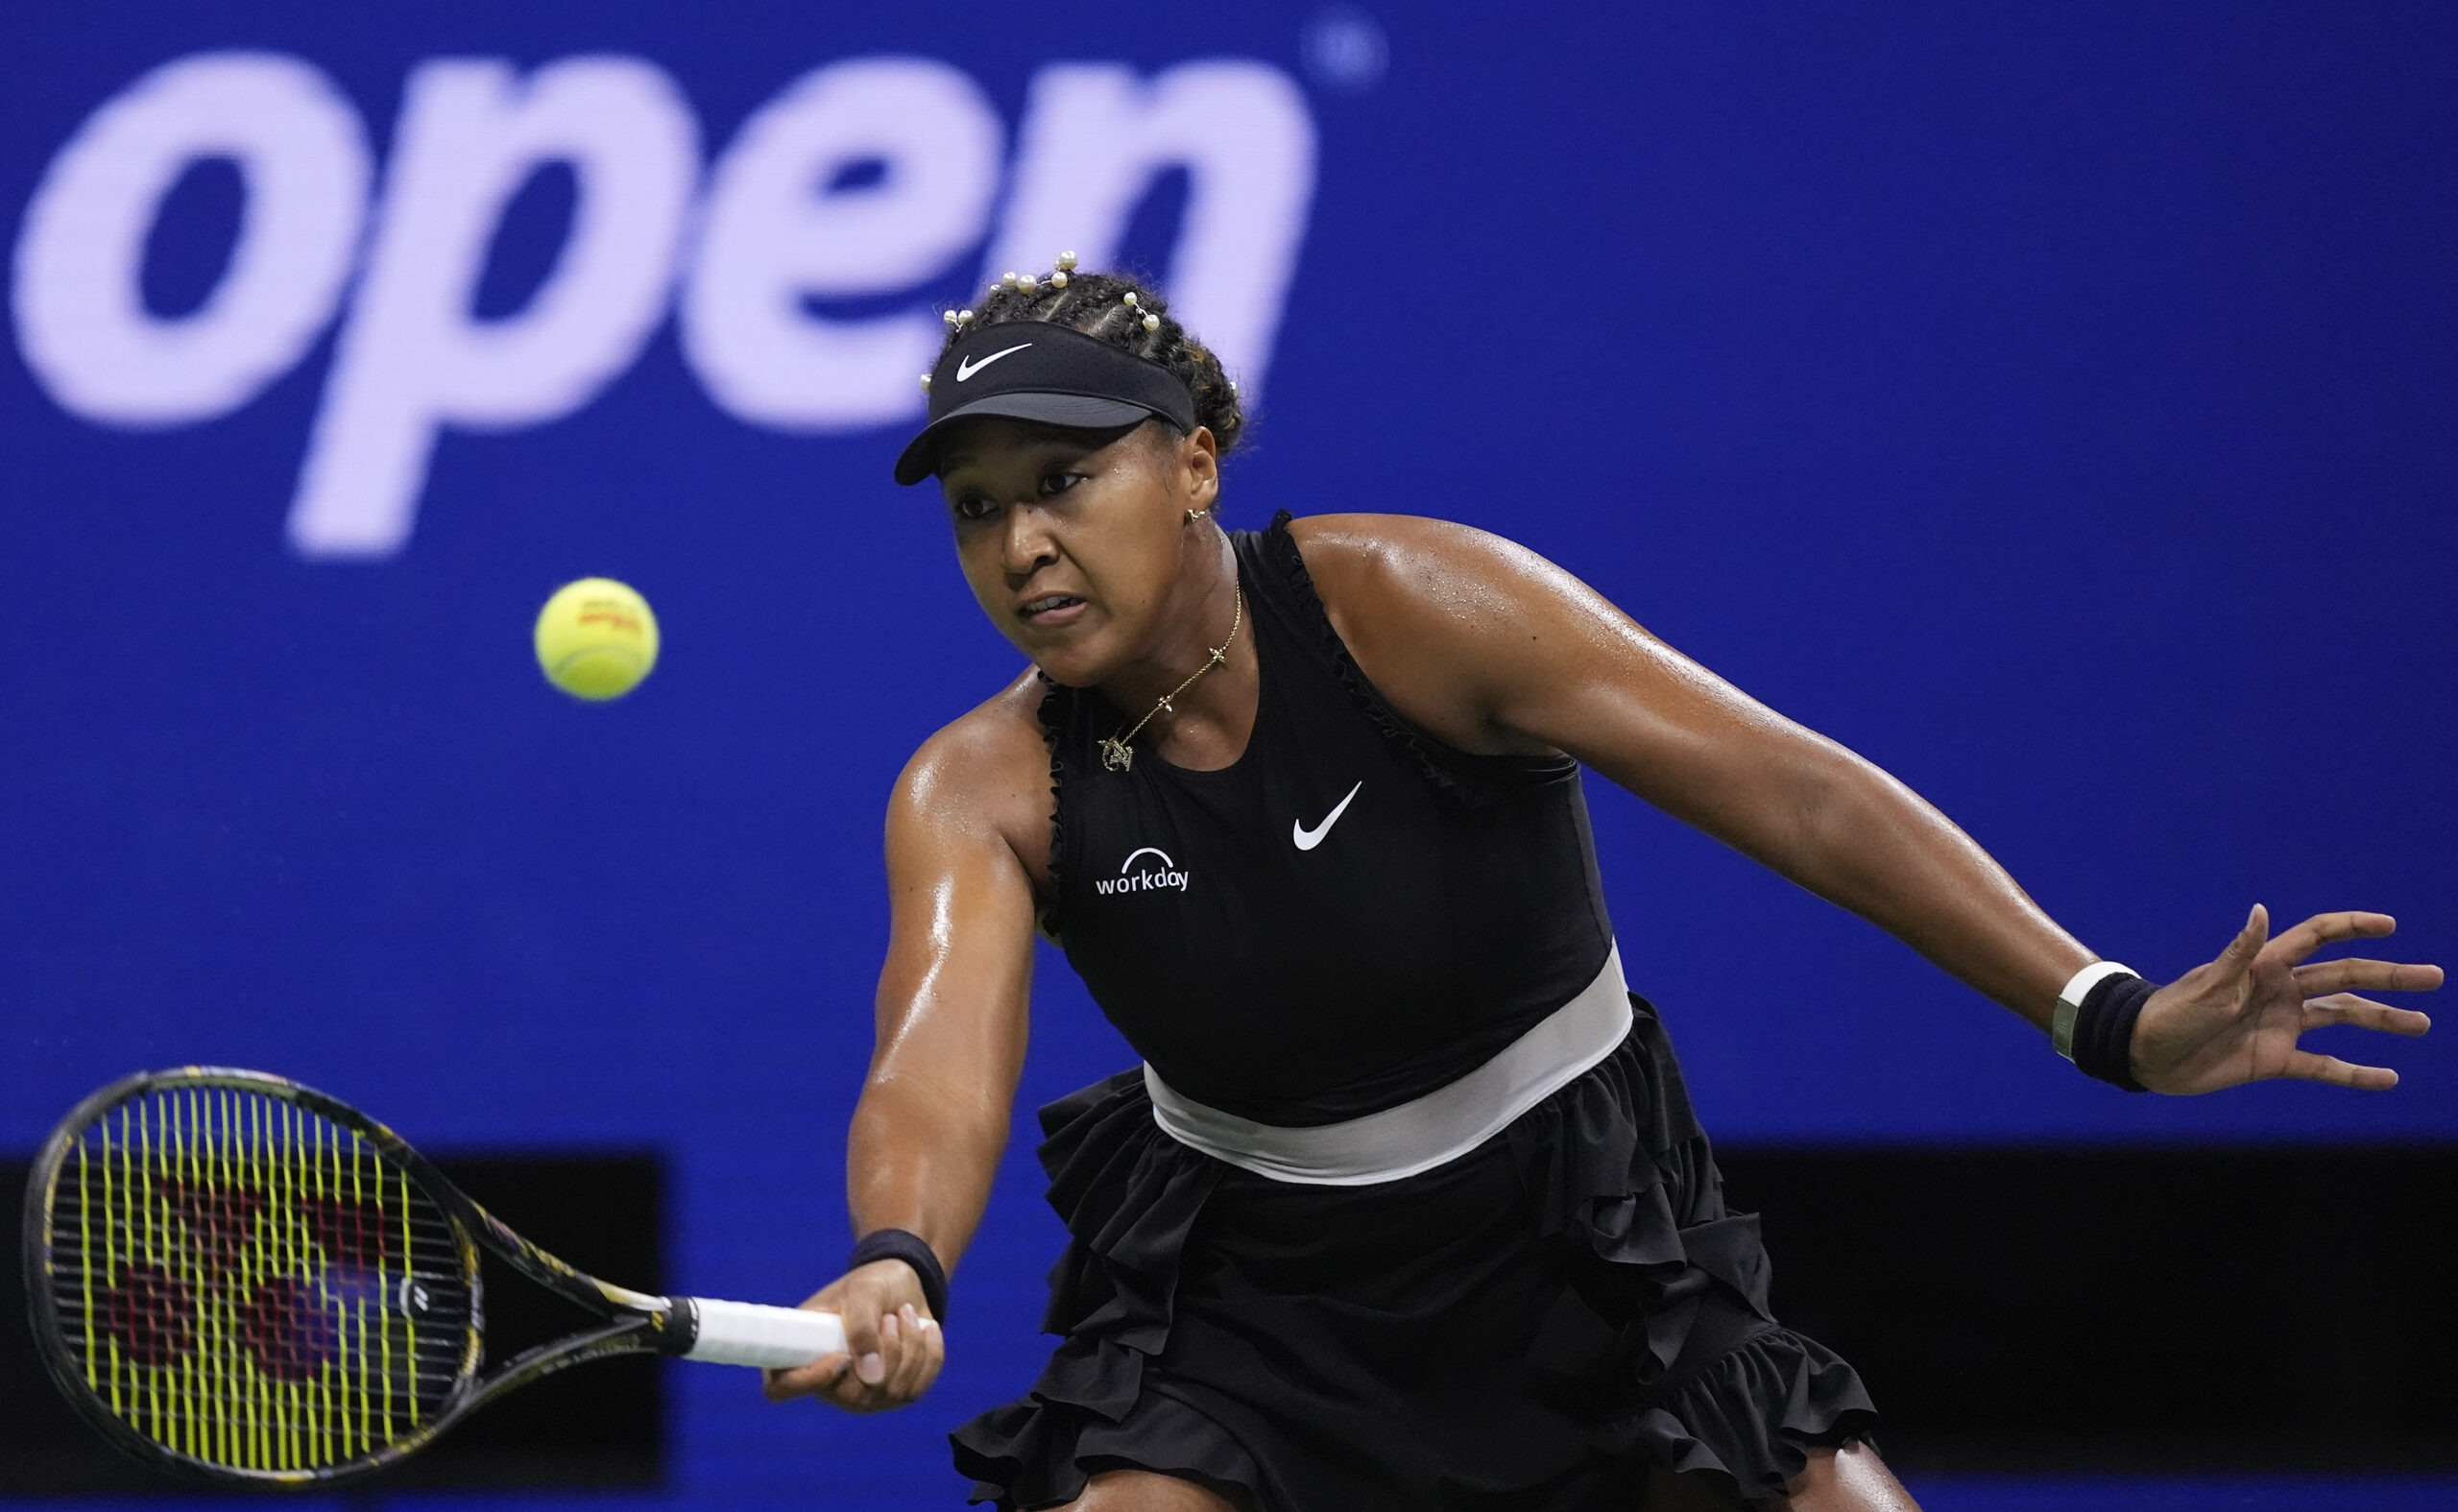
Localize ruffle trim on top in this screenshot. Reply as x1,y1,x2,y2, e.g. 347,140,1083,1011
1262,511,1571,805
1033,672,1074,940
952,1007,1877,1510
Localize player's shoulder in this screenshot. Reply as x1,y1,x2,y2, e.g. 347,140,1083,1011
1283,512,1567,621
891,667,1050,841
1278,511,1615,759
1285,510,1511,559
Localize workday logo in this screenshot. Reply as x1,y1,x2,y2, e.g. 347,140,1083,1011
1095,847,1192,896
10,50,1316,560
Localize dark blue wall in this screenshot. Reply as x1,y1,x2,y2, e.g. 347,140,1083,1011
6,4,2453,1505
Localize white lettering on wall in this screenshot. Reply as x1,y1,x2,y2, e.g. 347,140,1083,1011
682,59,1002,431
10,49,1321,559
986,61,1316,401
12,52,370,426
287,57,699,558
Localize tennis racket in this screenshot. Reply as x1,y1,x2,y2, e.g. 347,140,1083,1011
20,1067,846,1487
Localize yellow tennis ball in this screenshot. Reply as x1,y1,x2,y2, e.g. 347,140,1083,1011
534,578,659,700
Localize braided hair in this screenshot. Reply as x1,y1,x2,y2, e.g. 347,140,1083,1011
939,264,1246,456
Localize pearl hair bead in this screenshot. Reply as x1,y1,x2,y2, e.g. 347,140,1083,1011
1055,250,1078,271
1018,275,1038,293
957,309,974,324
1000,271,1019,287
942,309,959,325
1049,271,1069,288
919,373,931,391
1122,291,1139,306
1142,312,1161,330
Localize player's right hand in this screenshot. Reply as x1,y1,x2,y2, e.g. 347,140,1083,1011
760,1260,944,1412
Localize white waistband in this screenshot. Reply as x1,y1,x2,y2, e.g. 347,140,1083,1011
1143,943,1633,1187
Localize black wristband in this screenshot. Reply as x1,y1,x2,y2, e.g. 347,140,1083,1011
848,1228,948,1322
2071,972,2156,1092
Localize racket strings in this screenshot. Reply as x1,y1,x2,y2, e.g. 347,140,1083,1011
41,1087,472,1474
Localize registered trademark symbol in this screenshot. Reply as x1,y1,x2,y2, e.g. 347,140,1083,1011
1302,7,1389,94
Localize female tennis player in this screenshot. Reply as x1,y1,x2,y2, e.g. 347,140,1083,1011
762,260,2438,1511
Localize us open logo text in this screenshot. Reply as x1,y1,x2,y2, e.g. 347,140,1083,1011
11,51,1317,560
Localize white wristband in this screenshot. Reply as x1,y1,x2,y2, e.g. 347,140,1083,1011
2052,961,2137,1061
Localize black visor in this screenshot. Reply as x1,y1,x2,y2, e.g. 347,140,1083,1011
893,322,1198,486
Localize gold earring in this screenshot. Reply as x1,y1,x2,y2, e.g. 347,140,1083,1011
1186,506,1213,526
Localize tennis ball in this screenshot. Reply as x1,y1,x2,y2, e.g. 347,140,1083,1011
534,578,659,700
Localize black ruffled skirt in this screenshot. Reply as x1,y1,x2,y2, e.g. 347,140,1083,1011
951,997,1877,1510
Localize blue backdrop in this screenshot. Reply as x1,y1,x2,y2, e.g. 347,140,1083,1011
6,3,2453,1507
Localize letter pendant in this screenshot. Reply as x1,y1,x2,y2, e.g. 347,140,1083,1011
1098,736,1134,772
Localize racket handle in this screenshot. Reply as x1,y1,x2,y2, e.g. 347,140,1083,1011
671,1297,847,1368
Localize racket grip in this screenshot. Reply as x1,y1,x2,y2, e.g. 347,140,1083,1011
672,1297,847,1368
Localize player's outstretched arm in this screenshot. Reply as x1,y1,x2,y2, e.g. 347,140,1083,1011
1294,515,2437,1087
765,686,1046,1412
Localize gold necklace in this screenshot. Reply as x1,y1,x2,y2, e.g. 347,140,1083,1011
1098,588,1243,773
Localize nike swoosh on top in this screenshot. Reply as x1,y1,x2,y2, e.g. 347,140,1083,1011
955,343,1032,381
1292,780,1363,852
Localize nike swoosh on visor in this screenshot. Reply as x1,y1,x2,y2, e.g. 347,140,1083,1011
955,343,1033,381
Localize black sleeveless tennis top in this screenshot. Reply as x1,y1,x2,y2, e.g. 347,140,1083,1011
1040,513,1617,1126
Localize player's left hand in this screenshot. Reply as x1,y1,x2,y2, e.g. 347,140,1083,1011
2130,905,2438,1094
